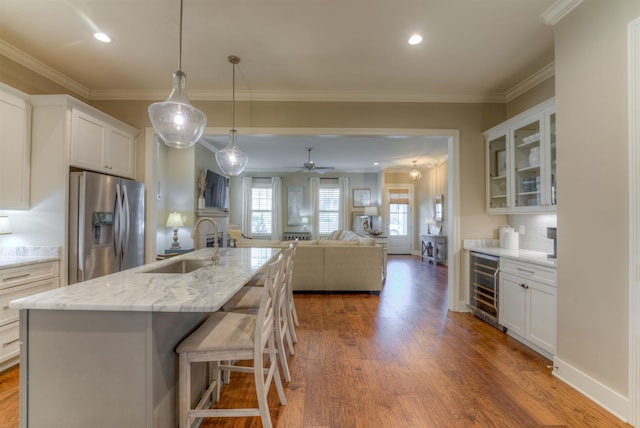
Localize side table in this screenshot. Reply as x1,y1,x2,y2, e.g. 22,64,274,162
421,235,447,266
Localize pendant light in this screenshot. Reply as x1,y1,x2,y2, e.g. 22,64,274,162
148,0,207,149
409,160,423,182
215,55,248,176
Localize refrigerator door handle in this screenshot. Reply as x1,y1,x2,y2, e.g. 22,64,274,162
78,174,86,282
114,183,124,270
122,184,131,261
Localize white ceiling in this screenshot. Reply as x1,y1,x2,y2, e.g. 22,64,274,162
0,0,557,173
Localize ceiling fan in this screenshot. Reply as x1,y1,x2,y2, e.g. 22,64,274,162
293,147,335,173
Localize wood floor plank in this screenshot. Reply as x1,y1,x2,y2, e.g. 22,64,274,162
0,255,631,427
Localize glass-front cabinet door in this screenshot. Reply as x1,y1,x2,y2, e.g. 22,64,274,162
486,129,509,212
548,111,557,208
483,98,556,214
512,115,543,211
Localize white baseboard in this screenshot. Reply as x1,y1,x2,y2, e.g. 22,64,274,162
455,300,469,312
553,357,629,423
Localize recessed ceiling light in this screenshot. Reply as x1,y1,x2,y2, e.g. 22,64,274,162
93,32,111,43
408,34,423,45
373,162,379,166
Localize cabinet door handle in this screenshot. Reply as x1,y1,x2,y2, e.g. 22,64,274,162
2,305,9,310
520,283,529,289
516,267,535,275
3,338,20,347
2,273,30,281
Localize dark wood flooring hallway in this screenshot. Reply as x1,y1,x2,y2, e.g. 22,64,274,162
0,256,630,427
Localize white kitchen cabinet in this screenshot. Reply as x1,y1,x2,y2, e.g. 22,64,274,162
71,108,136,178
499,258,556,358
0,260,59,371
0,84,31,209
484,98,556,214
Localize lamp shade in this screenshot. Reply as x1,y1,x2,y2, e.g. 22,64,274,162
148,71,207,149
364,206,378,216
0,216,11,234
166,212,184,228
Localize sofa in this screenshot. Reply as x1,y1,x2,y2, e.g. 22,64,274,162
235,231,384,292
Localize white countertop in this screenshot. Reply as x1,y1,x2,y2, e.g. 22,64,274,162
463,240,557,268
0,246,61,269
10,247,281,312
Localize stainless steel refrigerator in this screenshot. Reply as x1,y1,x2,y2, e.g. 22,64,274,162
68,171,145,284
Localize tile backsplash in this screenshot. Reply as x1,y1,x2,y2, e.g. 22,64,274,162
506,214,557,254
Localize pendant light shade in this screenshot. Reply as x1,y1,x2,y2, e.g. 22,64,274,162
149,71,207,149
215,55,248,176
148,0,207,149
215,129,248,176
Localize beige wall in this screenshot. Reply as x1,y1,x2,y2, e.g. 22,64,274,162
555,0,640,396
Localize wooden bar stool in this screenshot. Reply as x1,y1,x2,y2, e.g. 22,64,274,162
223,244,296,382
176,255,286,428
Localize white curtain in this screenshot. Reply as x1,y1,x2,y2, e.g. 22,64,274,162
241,177,253,237
339,177,349,230
309,177,320,239
271,177,282,240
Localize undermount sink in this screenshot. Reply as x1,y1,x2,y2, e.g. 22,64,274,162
141,259,213,274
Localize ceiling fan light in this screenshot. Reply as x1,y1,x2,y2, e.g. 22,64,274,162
148,71,207,149
215,129,248,176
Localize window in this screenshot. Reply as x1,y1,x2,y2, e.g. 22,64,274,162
251,179,272,236
319,180,340,235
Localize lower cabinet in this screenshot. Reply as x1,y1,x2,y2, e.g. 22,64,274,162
499,259,557,358
0,260,59,370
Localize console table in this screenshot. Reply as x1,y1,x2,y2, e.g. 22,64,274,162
421,235,447,266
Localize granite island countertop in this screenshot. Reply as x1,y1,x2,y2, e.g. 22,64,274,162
10,247,280,312
463,239,557,268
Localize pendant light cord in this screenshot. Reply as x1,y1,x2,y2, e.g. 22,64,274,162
178,0,183,71
232,60,236,130
228,55,240,131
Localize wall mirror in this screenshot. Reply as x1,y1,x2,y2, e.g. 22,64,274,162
434,195,444,222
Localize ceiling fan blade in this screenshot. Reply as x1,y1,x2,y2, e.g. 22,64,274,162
314,166,335,170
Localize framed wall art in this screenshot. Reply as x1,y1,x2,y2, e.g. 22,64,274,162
287,186,303,225
353,188,371,208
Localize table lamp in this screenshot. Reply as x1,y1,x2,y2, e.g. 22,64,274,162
364,206,378,230
166,212,184,249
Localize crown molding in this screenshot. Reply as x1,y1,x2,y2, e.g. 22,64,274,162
1,40,551,105
91,88,507,104
0,40,90,99
540,0,583,26
505,62,555,102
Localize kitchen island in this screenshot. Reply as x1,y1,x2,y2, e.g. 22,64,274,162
9,247,281,428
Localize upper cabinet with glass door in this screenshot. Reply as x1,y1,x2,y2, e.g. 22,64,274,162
484,98,556,214
486,127,510,213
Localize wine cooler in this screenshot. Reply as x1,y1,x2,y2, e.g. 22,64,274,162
469,252,505,331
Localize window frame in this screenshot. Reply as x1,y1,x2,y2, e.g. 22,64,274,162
250,179,273,237
318,180,341,237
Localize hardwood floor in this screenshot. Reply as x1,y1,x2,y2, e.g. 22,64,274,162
0,255,630,427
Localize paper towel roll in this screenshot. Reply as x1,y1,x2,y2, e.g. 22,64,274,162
504,231,519,250
499,225,513,248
